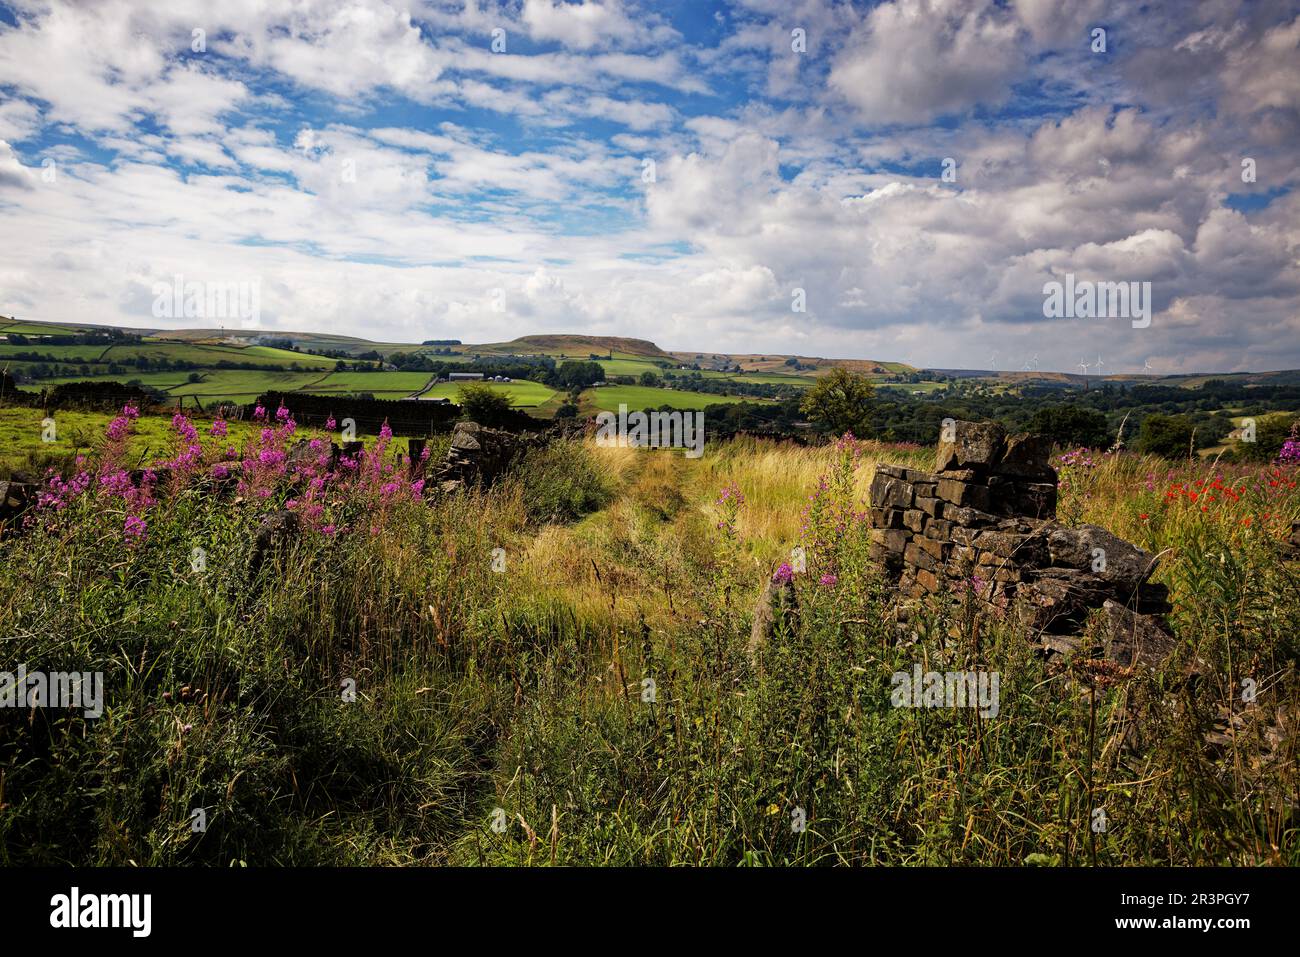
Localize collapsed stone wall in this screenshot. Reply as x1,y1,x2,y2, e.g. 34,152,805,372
868,420,1175,665
430,421,548,493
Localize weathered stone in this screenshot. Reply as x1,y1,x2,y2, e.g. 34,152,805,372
936,468,979,482
1039,633,1085,657
1047,524,1157,593
935,421,1006,473
869,542,904,569
869,471,914,509
0,479,35,532
449,422,482,451
1098,600,1179,670
1021,568,1111,632
985,477,1056,518
903,509,927,533
951,526,980,547
1013,482,1058,518
917,536,947,561
915,568,940,593
904,541,938,572
870,507,905,529
937,478,991,511
997,432,1055,479
972,529,1035,560
912,481,938,498
944,505,997,527
870,528,909,553
915,496,943,517
924,519,953,540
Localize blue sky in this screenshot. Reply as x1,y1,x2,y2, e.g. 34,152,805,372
0,0,1297,372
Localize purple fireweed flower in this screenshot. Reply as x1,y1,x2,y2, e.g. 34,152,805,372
716,482,744,506
819,573,838,586
325,415,337,431
99,468,132,497
209,418,228,438
772,562,795,585
124,514,147,545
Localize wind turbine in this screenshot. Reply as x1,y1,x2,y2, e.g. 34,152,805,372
1094,354,1105,376
1078,358,1090,376
1142,358,1153,372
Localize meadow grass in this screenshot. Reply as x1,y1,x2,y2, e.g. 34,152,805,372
0,411,1296,866
0,407,426,479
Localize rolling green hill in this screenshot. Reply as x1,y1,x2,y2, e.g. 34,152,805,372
7,316,1299,416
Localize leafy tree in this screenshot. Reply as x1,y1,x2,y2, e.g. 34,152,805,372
1026,406,1112,449
456,383,513,426
1235,412,1299,462
1135,413,1196,459
638,370,662,388
799,368,875,436
557,360,604,389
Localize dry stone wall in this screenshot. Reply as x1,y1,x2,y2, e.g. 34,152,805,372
869,420,1175,665
431,421,547,493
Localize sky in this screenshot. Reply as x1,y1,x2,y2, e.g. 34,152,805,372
0,0,1297,374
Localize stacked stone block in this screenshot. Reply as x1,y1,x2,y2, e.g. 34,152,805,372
869,420,1172,644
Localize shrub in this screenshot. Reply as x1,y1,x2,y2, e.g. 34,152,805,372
1136,412,1196,458
512,440,614,524
456,383,513,427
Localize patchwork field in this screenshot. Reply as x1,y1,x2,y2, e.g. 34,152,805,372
581,384,759,412
417,380,558,407
305,371,433,396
